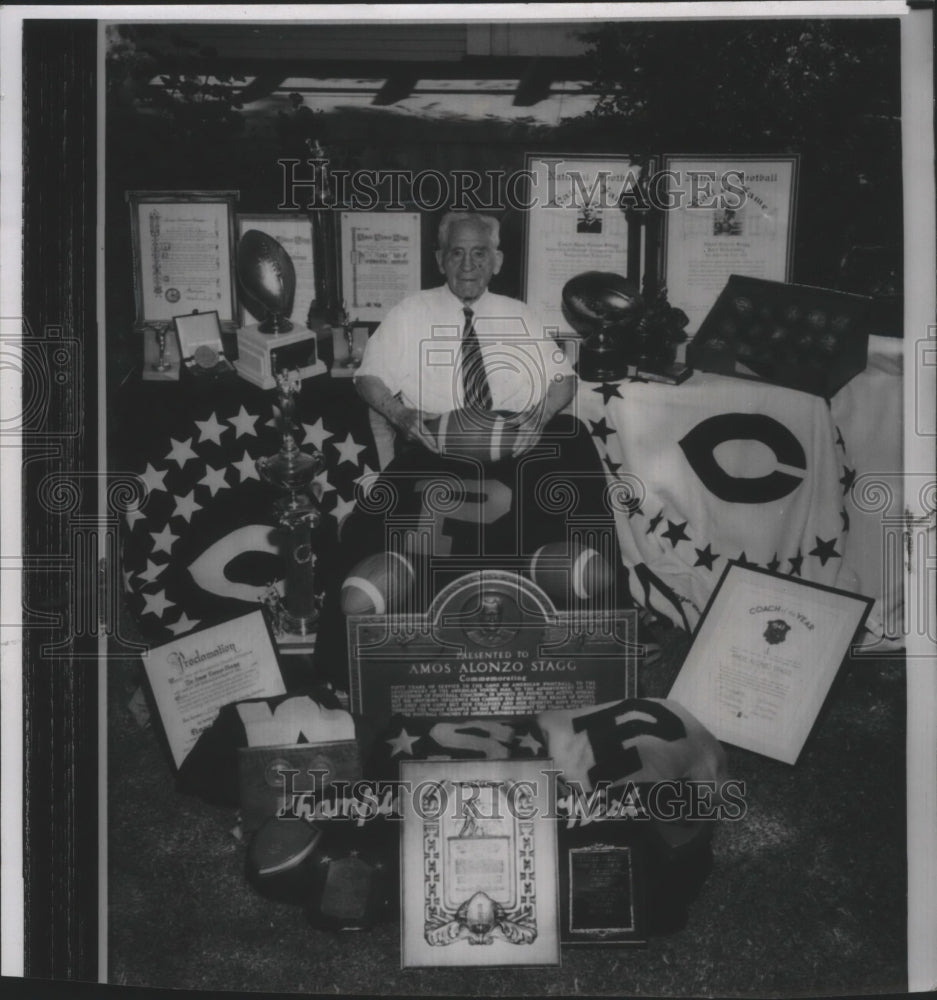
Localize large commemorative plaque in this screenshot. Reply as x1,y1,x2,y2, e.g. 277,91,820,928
348,570,638,723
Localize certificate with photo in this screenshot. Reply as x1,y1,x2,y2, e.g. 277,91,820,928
522,153,642,336
142,610,287,769
668,564,873,764
661,156,798,333
400,759,560,968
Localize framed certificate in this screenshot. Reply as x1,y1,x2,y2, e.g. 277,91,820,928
127,189,239,330
660,155,799,333
668,563,873,764
142,610,286,769
521,153,647,335
400,758,560,968
236,213,315,327
339,210,422,323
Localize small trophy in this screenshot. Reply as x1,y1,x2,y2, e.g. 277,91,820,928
339,303,361,370
257,368,325,647
153,324,171,372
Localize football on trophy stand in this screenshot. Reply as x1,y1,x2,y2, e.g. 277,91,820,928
235,229,325,389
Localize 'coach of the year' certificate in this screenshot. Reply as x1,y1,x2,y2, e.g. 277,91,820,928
143,610,286,768
669,564,872,765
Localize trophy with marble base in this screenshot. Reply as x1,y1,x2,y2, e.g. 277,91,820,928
258,369,325,652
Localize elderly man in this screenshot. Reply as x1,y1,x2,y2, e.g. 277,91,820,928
355,211,576,457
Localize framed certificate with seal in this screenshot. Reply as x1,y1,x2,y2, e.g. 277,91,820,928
400,758,560,968
126,189,239,330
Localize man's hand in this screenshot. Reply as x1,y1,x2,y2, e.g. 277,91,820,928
504,408,546,457
399,407,441,453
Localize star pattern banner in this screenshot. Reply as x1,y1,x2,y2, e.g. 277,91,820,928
119,381,379,642
577,371,859,630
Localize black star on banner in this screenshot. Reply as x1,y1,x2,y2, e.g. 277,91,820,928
626,501,644,520
766,553,781,574
589,417,615,444
646,510,664,535
840,466,856,495
593,382,623,404
734,552,757,568
602,454,622,475
840,507,850,532
835,426,846,451
788,550,804,577
627,373,650,384
810,536,841,566
694,544,719,571
662,520,690,548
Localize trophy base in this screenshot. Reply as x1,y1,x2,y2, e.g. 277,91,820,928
235,324,326,389
577,348,629,383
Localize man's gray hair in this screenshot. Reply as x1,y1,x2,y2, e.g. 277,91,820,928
437,212,501,250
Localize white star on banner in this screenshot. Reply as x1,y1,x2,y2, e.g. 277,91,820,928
139,463,168,495
195,412,226,446
150,524,179,555
165,437,198,469
353,465,378,497
516,731,543,754
167,612,200,636
138,559,167,585
334,432,366,466
172,490,202,523
199,464,230,497
232,450,261,483
227,405,259,439
302,418,333,452
331,494,356,524
125,505,146,529
312,471,335,499
386,727,419,757
141,589,175,619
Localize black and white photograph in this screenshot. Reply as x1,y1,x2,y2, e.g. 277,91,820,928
2,4,935,997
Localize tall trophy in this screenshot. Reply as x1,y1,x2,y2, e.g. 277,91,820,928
235,230,324,389
258,368,325,648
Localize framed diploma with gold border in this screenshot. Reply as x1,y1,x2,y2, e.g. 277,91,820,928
400,758,560,968
668,563,872,764
127,189,240,331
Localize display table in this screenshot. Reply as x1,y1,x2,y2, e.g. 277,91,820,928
576,369,864,631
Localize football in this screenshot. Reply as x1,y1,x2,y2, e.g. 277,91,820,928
424,408,522,463
340,549,416,616
246,816,323,902
528,540,615,607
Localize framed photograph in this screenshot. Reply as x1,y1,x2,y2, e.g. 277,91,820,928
127,189,239,329
660,155,799,333
236,213,315,328
339,210,422,323
521,153,647,336
400,758,560,968
668,563,873,764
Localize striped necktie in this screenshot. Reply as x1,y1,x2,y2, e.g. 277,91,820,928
461,306,492,411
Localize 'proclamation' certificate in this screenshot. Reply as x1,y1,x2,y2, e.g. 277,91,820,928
143,610,287,768
669,565,872,764
340,211,421,322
